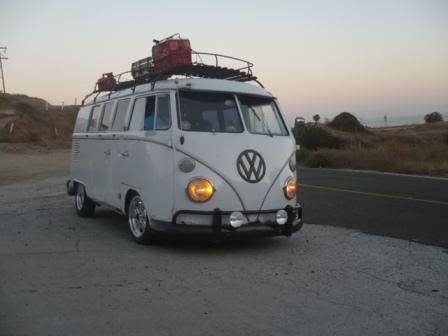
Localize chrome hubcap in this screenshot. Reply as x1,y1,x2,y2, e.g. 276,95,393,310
129,196,148,238
76,185,85,210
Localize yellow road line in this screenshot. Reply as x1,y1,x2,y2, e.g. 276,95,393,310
300,183,448,206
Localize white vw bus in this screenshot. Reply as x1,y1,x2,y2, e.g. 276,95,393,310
68,78,302,243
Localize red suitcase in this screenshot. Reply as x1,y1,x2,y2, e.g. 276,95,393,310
152,38,192,73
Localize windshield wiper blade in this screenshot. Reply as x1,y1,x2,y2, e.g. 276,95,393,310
248,106,273,137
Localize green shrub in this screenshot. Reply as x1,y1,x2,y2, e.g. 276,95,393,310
424,112,443,123
296,147,310,162
329,112,366,133
306,152,330,168
295,125,340,150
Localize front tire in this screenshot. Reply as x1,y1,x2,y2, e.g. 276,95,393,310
75,184,96,217
128,194,154,244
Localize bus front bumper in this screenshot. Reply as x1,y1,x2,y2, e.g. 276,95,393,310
150,205,303,239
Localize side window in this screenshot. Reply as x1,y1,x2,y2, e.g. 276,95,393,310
87,105,102,132
129,98,146,131
111,98,131,131
156,94,171,130
73,107,91,133
99,101,115,131
129,96,156,131
144,96,156,130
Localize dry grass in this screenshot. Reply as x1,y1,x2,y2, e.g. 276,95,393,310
301,122,448,176
0,93,78,148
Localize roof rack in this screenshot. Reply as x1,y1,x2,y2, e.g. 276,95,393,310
115,51,257,91
82,36,262,105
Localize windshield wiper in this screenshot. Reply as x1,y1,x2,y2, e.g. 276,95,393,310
265,123,273,137
248,106,273,137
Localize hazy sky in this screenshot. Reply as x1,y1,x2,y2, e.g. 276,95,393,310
1,0,447,123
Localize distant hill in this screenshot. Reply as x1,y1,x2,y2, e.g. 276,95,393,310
0,93,78,148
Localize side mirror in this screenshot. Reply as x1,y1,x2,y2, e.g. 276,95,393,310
294,117,305,130
292,117,306,147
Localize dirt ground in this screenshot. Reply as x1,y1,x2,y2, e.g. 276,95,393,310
1,148,447,335
0,146,70,186
0,176,447,336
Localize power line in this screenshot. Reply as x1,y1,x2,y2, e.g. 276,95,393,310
0,46,7,93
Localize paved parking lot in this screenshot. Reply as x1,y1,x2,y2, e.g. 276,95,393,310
1,176,447,336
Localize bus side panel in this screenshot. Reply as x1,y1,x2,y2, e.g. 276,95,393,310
71,137,93,191
71,137,103,200
121,138,174,222
70,137,82,181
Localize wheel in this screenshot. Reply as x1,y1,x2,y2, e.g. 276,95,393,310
75,184,96,217
128,194,155,244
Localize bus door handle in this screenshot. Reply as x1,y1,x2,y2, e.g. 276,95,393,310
119,151,129,158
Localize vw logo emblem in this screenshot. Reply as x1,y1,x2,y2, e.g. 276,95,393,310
236,150,266,183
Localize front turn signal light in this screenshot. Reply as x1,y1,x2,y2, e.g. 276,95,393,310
187,178,215,203
284,177,297,200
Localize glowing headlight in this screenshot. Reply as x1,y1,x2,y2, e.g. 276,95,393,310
187,178,215,203
283,177,297,200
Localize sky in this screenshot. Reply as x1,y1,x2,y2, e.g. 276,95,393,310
0,0,447,125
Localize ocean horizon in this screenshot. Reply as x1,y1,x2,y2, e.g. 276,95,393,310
287,112,447,129
359,112,448,128
360,114,424,128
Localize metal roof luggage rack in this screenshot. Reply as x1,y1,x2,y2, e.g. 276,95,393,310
82,35,262,105
114,51,258,91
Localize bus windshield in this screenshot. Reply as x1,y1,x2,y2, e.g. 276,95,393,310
177,90,288,136
238,95,288,136
178,91,243,133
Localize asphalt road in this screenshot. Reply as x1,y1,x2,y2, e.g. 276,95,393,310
299,167,448,248
1,175,447,336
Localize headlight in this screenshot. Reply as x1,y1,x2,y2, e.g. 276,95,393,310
276,209,288,225
187,178,215,203
229,211,246,228
283,177,297,200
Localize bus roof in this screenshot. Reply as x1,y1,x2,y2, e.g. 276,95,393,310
88,78,274,105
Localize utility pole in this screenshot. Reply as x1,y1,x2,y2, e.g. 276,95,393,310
0,47,7,93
